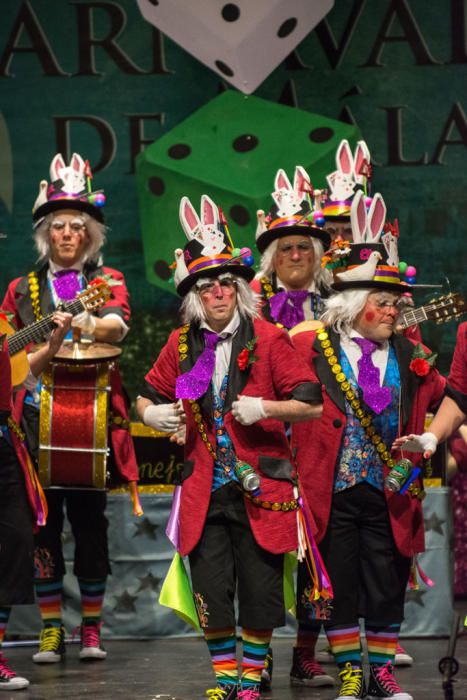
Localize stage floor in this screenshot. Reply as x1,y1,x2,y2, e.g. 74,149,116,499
4,635,467,700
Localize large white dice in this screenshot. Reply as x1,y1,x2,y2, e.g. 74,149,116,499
136,0,334,94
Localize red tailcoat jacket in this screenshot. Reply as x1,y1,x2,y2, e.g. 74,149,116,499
2,263,138,483
291,328,446,558
141,317,322,557
446,321,467,414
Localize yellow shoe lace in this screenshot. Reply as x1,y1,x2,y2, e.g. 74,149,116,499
38,627,62,652
206,688,229,700
338,662,363,697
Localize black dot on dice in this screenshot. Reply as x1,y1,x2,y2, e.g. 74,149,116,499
148,0,159,6
148,176,165,196
222,4,240,22
229,205,250,226
309,127,334,143
215,60,234,77
168,143,191,159
153,260,171,281
277,18,298,38
232,134,259,152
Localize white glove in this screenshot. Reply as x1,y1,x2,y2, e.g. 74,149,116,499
71,310,97,334
143,403,184,433
399,431,438,456
232,395,267,426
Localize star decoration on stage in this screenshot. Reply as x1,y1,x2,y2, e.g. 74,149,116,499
133,517,159,540
113,589,138,614
405,588,427,607
137,571,162,593
424,512,445,535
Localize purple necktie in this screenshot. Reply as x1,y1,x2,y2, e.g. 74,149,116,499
52,269,81,301
352,337,392,414
175,330,221,400
269,290,309,329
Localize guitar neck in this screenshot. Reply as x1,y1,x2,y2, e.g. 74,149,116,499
399,305,429,329
7,298,85,356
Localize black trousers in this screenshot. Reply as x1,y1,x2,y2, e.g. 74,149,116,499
311,482,411,627
34,489,110,581
189,482,284,630
0,437,35,605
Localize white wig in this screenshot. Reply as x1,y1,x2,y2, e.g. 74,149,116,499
33,212,107,264
320,289,372,335
255,237,332,290
180,274,260,325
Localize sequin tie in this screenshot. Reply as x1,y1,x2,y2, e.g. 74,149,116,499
269,289,309,328
175,330,221,400
52,269,81,301
352,337,392,414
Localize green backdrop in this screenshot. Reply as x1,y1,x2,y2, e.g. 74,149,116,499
1,0,466,394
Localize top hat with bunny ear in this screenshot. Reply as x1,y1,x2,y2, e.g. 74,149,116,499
174,195,255,296
322,140,372,222
32,153,106,223
255,166,330,253
325,190,407,293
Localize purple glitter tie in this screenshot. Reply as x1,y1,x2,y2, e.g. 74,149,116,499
175,330,221,400
269,289,309,329
52,269,81,301
352,337,392,414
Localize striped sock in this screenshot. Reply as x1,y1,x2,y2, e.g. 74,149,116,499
366,623,399,666
326,625,362,667
204,627,238,687
240,628,272,690
0,607,11,647
78,579,106,625
34,579,63,628
295,620,320,655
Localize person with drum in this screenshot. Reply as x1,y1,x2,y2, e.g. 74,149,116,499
137,195,326,700
251,166,335,690
290,191,446,700
1,153,138,665
1,291,70,688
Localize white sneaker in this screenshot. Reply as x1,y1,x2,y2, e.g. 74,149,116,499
395,644,413,666
316,645,334,664
0,654,29,691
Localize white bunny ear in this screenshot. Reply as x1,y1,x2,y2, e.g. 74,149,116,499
274,169,292,191
350,190,367,243
336,140,353,175
255,210,267,241
293,166,311,196
201,195,219,227
179,196,201,241
69,153,85,173
50,154,65,181
366,193,386,242
353,140,370,180
173,247,189,288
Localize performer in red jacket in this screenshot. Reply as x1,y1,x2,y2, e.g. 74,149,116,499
291,191,446,700
1,305,70,690
1,153,138,665
137,195,325,700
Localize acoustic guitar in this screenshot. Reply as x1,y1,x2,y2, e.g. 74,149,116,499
0,281,110,386
288,292,466,337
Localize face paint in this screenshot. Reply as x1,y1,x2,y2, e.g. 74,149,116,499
364,311,375,322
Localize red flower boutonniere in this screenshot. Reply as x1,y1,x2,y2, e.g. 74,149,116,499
409,343,437,377
237,337,258,371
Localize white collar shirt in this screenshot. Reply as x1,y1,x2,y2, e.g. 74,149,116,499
340,329,390,387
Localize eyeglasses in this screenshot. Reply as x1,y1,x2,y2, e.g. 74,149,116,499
50,220,86,234
371,298,401,310
277,242,314,256
196,278,237,296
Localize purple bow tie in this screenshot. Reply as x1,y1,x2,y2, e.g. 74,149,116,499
352,337,392,414
175,330,221,400
52,269,81,301
269,289,309,329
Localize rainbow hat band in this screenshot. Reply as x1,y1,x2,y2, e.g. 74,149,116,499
324,191,408,293
321,199,352,221
32,153,106,224
174,195,254,297
256,166,330,254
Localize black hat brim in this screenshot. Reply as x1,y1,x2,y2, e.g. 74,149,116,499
256,225,330,254
33,199,104,223
177,263,255,297
331,279,410,293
